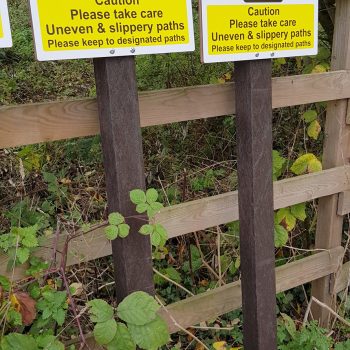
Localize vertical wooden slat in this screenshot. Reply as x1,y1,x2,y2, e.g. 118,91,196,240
311,0,350,326
93,57,154,301
235,60,277,349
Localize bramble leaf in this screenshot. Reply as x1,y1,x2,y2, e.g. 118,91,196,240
274,224,289,248
107,323,136,350
17,247,30,264
94,319,118,345
130,189,146,205
108,213,124,226
1,333,37,350
291,203,307,221
117,291,159,326
88,299,114,323
302,110,317,123
128,315,169,350
273,150,286,181
105,225,119,240
139,224,154,236
307,120,321,140
276,208,296,231
118,224,130,238
146,188,158,203
136,203,149,214
290,154,322,175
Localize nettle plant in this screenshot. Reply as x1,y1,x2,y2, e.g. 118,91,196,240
0,188,170,350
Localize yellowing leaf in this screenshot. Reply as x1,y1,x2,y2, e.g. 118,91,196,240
213,341,227,350
290,154,322,175
276,208,296,231
302,110,317,123
307,120,321,140
312,64,327,73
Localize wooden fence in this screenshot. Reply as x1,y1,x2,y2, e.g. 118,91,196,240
1,0,350,347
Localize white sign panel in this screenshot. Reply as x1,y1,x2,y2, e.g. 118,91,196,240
0,0,12,48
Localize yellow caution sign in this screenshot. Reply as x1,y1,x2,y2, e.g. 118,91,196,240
29,0,195,61
0,0,12,48
200,0,318,63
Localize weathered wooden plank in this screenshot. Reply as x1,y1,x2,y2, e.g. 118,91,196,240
335,261,350,294
2,166,350,282
94,56,154,300
337,190,350,215
75,247,344,349
1,70,350,149
160,247,344,334
311,0,350,326
235,59,276,349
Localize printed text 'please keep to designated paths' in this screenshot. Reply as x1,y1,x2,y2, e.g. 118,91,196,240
29,0,194,60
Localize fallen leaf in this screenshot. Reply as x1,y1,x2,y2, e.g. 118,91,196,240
13,292,36,325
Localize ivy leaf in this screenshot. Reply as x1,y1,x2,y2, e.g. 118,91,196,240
136,203,149,214
105,225,119,240
290,154,322,175
108,213,124,226
117,291,159,326
118,224,130,238
17,247,30,264
130,189,146,205
291,203,307,221
302,110,317,123
272,150,286,181
128,315,169,350
107,323,136,350
276,208,296,231
139,224,154,236
1,333,38,350
88,299,114,323
307,120,321,140
146,188,158,203
274,224,289,248
94,319,118,345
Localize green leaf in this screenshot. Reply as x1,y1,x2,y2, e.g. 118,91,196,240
164,267,181,283
108,213,124,226
290,154,322,175
280,313,296,339
0,275,11,291
107,323,136,350
94,319,118,345
307,120,321,140
139,224,154,236
128,315,169,350
146,188,158,203
53,308,66,326
88,299,114,323
21,233,39,248
276,208,296,231
147,202,164,217
274,224,289,248
118,224,130,238
7,309,22,326
290,203,307,221
117,291,159,326
273,150,286,181
136,203,149,214
105,225,119,240
152,224,167,247
302,110,317,123
17,247,30,264
36,335,65,350
1,333,38,350
130,189,146,205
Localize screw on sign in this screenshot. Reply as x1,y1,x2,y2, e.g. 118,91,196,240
0,0,12,48
200,0,318,349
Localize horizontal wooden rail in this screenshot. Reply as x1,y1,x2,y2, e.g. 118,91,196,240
160,247,344,333
2,165,350,282
1,70,350,149
78,246,344,348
